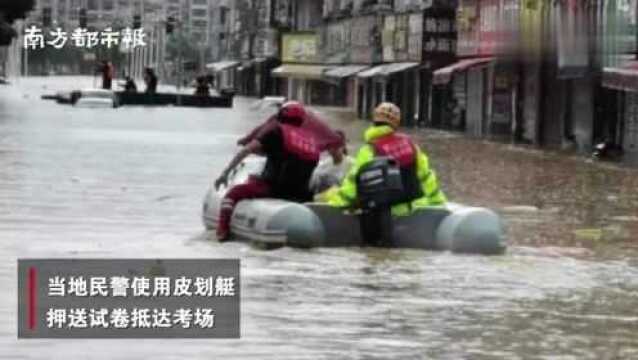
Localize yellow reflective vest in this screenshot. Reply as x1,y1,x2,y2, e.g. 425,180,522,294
326,125,447,216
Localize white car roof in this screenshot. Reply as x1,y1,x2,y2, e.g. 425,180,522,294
81,88,113,95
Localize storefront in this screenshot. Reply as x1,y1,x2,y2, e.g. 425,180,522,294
595,0,637,162
431,57,494,135
205,60,240,91
254,57,281,98
422,4,460,128
271,64,332,105
236,61,256,96
448,0,519,139
234,57,281,97
322,65,368,109
601,62,638,164
490,63,518,137
356,62,420,125
273,32,332,105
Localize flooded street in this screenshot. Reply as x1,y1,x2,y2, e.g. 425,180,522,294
1,77,638,359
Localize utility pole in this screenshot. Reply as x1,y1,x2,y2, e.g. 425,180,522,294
167,16,184,91
178,23,183,91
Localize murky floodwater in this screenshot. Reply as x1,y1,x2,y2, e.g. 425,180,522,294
1,77,637,359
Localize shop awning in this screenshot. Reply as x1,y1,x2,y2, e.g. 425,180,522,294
602,62,638,92
271,64,331,80
324,65,369,79
356,62,419,79
432,57,494,85
205,61,240,72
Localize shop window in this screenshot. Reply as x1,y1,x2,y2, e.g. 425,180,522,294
192,19,208,28
192,9,207,18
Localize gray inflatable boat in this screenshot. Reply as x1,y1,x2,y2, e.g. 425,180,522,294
203,158,506,254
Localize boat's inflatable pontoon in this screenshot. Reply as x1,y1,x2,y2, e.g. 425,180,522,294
203,158,506,254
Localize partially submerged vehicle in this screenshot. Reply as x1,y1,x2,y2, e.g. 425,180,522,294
202,157,506,255
73,89,118,108
40,90,80,104
249,96,286,111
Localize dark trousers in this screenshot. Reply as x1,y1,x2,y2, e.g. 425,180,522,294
102,77,112,90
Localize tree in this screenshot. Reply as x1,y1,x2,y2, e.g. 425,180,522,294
0,0,36,23
0,0,35,46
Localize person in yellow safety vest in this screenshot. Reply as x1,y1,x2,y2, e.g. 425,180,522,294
325,102,447,216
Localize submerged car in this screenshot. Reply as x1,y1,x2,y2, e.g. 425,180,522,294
74,89,118,108
202,157,507,255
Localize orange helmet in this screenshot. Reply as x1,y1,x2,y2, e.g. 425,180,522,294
373,102,401,128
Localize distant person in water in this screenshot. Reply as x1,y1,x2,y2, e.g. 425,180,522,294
98,61,114,90
123,76,137,93
143,67,158,94
205,74,215,88
194,76,210,96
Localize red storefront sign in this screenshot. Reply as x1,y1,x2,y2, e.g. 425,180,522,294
478,0,518,56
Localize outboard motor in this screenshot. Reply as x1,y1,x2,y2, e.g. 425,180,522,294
356,157,404,247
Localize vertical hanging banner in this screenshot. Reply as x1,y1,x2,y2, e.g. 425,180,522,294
457,0,480,56
602,0,637,68
556,0,589,78
479,0,500,55
394,14,409,62
408,13,423,62
383,15,397,62
500,0,520,57
423,6,457,66
520,0,543,61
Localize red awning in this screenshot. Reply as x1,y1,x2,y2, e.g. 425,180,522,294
602,61,638,92
432,57,495,85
